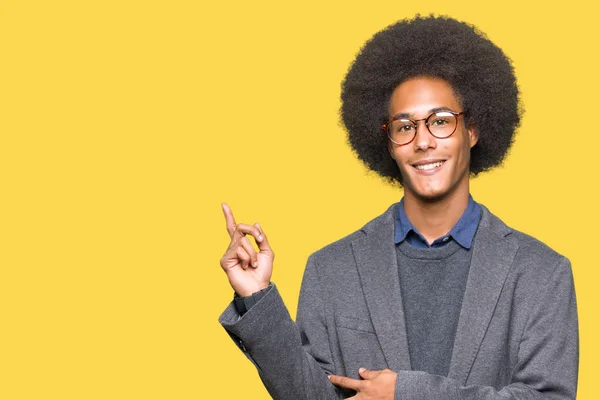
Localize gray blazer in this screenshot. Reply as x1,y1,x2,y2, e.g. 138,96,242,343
220,204,578,399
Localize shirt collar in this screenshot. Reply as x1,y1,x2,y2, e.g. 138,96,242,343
394,195,481,249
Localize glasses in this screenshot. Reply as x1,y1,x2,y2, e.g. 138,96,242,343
381,110,465,146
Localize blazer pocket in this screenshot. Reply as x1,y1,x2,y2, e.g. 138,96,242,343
335,314,376,334
335,314,386,377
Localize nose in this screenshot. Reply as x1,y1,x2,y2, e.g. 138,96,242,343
413,120,436,151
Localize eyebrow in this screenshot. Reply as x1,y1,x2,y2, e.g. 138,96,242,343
391,106,454,120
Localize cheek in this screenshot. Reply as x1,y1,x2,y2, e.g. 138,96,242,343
448,141,471,165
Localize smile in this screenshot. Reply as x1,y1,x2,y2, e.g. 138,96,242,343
413,161,445,171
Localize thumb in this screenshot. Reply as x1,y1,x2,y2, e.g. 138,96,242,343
358,368,379,380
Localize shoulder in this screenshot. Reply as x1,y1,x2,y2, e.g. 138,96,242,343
479,204,570,273
479,205,576,327
309,202,397,264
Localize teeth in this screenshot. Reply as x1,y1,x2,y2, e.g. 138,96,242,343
415,161,444,171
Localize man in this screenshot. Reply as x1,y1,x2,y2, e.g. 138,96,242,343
218,15,578,399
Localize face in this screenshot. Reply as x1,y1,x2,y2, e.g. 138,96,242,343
387,77,478,202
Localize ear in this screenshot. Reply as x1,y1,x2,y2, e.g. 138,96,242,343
467,121,479,149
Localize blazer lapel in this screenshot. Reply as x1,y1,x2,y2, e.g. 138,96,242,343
351,204,412,372
447,206,518,384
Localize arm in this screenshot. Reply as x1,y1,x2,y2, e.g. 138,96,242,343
395,257,578,400
217,204,343,399
331,257,578,400
220,265,342,399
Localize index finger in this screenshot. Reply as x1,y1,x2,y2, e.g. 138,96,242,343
328,375,362,391
221,203,237,237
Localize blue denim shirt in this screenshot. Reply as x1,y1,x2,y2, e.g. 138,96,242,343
394,195,482,249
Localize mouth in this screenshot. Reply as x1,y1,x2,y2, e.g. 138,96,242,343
411,160,446,174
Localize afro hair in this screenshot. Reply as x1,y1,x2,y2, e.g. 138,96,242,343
340,15,522,185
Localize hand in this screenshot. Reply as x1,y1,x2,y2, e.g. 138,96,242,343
329,368,397,400
220,203,274,297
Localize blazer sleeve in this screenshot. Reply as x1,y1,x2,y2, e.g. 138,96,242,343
219,254,344,400
393,256,579,400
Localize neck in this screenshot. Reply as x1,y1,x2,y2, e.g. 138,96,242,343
402,182,470,244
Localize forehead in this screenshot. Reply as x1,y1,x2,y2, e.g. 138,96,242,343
388,77,461,118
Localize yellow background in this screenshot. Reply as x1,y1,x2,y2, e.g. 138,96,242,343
1,0,598,398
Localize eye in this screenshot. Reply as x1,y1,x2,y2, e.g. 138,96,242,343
392,119,415,133
430,118,450,126
429,111,454,127
396,124,414,132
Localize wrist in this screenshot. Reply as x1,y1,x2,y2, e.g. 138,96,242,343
233,283,273,315
233,282,270,298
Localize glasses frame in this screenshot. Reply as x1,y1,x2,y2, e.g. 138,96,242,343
381,111,465,146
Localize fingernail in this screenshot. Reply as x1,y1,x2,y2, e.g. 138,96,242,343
327,375,331,380
359,368,366,373
258,234,263,242
253,261,258,268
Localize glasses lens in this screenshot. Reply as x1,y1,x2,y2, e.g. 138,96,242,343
388,119,416,145
427,112,457,138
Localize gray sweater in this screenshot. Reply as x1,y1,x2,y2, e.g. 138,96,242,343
397,240,473,377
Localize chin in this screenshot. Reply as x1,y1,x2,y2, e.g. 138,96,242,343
404,180,451,202
414,189,449,203
401,166,467,203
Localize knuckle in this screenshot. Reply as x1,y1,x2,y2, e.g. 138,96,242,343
236,249,247,260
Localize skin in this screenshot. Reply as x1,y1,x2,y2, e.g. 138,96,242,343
387,77,479,244
329,368,398,399
220,203,273,297
220,77,479,398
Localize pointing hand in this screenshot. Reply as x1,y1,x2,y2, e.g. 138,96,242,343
220,203,274,297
